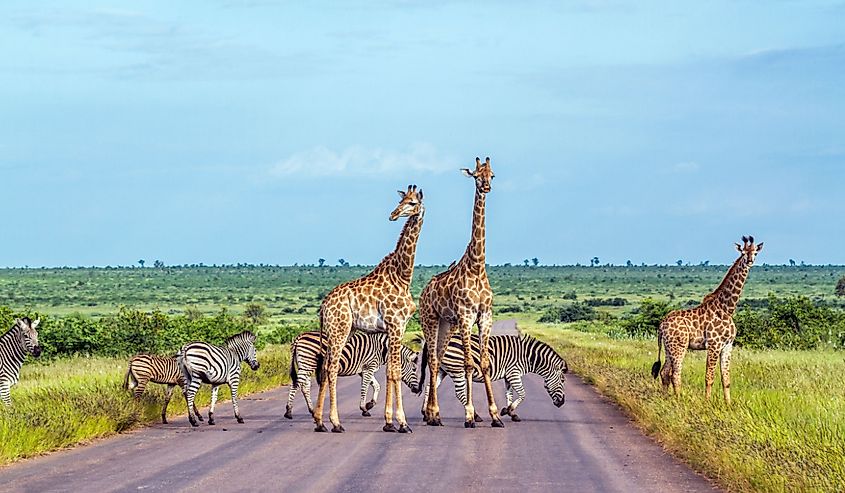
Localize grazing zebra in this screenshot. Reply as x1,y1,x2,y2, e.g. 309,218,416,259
0,317,42,405
421,333,567,422
178,331,260,427
123,354,203,424
284,331,420,419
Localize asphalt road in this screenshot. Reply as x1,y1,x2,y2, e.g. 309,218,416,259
0,320,718,492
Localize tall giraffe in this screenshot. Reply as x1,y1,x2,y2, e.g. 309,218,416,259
652,235,763,403
313,185,424,433
418,157,504,428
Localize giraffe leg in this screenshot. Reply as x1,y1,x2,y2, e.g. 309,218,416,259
720,341,733,404
384,329,411,433
670,345,687,397
478,312,504,427
313,315,351,433
458,318,478,428
660,350,673,391
705,346,720,400
423,315,452,426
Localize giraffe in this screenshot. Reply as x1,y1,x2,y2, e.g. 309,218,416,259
652,235,763,404
312,184,424,433
418,156,504,428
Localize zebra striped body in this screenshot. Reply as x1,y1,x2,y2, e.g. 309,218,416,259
0,318,42,405
123,354,202,424
284,331,420,419
178,331,260,427
421,333,567,422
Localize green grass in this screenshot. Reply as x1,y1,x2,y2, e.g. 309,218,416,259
0,344,291,464
522,319,845,493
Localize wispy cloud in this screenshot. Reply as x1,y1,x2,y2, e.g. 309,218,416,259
268,143,458,178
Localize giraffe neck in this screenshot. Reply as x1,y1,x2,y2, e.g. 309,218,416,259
383,210,424,286
706,255,751,315
462,189,486,272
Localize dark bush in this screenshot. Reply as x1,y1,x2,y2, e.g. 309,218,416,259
584,297,628,307
620,298,674,337
538,303,597,323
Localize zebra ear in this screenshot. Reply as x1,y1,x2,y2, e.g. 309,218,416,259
32,319,40,329
14,318,21,327
562,360,569,374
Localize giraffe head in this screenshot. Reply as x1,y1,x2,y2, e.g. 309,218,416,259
15,317,42,357
461,156,495,194
389,184,424,221
735,235,764,266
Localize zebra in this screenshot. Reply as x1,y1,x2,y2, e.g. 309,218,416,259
420,333,567,422
0,317,42,405
123,354,203,424
284,331,420,419
178,330,260,427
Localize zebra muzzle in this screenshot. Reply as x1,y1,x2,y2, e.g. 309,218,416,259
31,345,42,357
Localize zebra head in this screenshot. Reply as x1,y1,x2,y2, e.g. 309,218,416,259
15,317,42,357
227,331,260,371
542,358,567,408
400,346,420,394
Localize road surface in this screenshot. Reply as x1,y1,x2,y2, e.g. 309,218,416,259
0,320,717,492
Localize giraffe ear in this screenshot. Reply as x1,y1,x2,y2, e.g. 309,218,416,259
461,168,474,178
756,242,764,252
417,188,423,201
735,243,742,252
397,190,406,198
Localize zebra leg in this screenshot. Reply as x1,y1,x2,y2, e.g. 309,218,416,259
184,378,201,427
478,312,503,428
208,385,220,425
504,374,526,422
0,381,11,406
302,374,315,417
162,384,175,424
229,376,244,424
369,371,380,411
285,380,298,419
133,376,148,400
180,384,203,422
359,366,376,416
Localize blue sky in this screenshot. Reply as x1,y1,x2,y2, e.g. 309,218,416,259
2,1,844,267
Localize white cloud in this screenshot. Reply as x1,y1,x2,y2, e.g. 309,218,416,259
268,143,458,178
673,161,700,172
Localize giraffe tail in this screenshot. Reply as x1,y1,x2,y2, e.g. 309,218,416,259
417,338,428,395
651,330,663,379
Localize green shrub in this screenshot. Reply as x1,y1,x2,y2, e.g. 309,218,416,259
538,302,597,323
620,298,674,337
734,294,845,350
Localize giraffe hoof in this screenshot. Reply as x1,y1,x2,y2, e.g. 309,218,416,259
331,425,345,433
208,418,216,426
398,424,412,434
365,400,376,410
236,417,245,424
383,423,397,432
492,418,505,428
474,413,483,422
465,420,476,429
314,424,328,433
510,414,522,422
284,410,293,420
361,410,371,417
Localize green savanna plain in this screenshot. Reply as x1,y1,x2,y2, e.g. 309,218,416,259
1,264,844,491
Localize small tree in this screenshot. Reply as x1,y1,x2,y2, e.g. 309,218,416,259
138,259,145,268
591,257,600,267
676,259,683,266
318,258,326,267
836,276,845,297
531,257,539,267
789,259,796,267
523,259,529,267
244,303,268,325
338,258,349,267
153,260,164,269
626,260,633,267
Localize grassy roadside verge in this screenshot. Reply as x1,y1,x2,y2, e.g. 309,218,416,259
0,344,291,464
520,318,845,492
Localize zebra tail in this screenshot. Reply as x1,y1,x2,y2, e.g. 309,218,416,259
289,344,299,389
122,366,131,390
417,338,428,394
651,329,663,379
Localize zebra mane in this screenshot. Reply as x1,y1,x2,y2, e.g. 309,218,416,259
519,334,567,374
226,330,256,345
